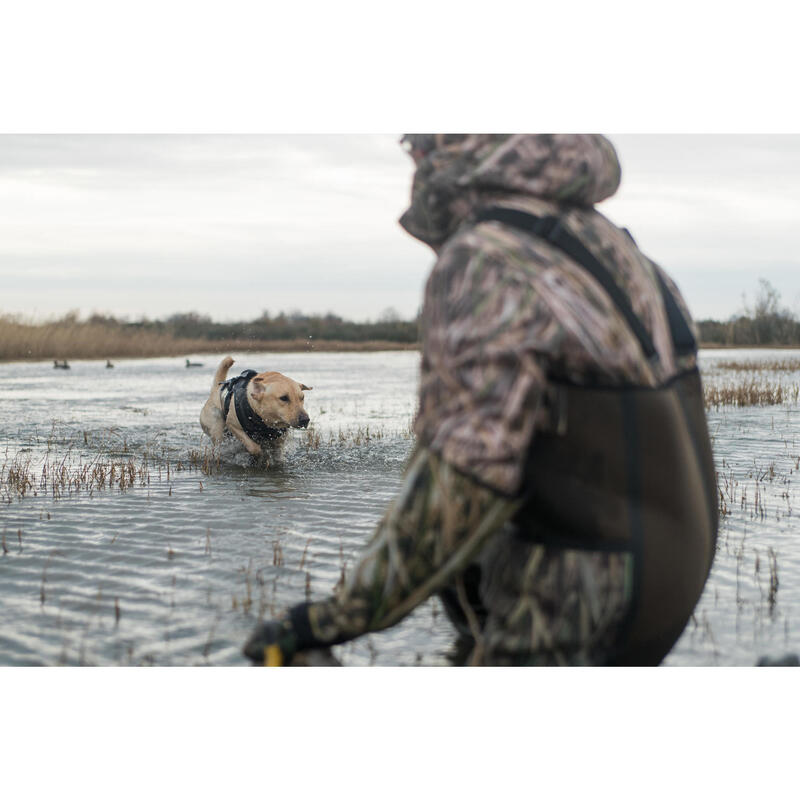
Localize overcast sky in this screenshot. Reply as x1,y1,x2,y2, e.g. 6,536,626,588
1,134,799,323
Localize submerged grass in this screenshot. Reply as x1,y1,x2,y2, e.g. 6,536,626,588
301,423,411,452
703,355,800,409
1,448,170,503
0,424,218,503
1,421,413,504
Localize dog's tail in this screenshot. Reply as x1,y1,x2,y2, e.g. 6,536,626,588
212,356,235,389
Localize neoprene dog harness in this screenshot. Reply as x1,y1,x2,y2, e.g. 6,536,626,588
219,370,287,443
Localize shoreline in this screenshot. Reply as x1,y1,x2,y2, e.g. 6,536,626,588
699,343,800,350
5,340,800,364
0,339,419,364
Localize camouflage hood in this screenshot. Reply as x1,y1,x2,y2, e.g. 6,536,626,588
399,134,622,248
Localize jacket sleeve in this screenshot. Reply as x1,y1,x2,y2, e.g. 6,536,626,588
282,445,522,650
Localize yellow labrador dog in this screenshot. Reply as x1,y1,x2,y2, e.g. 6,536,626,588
199,356,312,456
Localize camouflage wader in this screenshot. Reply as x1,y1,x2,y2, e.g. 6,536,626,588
249,134,715,666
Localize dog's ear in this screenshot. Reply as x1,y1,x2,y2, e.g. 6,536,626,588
251,376,266,395
299,384,313,391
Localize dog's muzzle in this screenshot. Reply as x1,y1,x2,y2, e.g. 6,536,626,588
297,413,310,429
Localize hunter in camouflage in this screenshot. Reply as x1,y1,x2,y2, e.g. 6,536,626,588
244,134,716,667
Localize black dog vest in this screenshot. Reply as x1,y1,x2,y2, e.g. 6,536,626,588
219,370,287,443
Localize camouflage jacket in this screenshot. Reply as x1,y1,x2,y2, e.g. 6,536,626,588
255,135,698,665
407,134,696,495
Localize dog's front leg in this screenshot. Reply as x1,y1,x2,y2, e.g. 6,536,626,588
230,426,263,457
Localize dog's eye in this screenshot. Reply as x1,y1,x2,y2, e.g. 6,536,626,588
280,395,289,402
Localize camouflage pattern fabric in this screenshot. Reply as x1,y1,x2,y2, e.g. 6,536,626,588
285,445,633,666
399,133,622,248
407,133,698,494
297,446,522,644
469,532,633,666
260,134,698,666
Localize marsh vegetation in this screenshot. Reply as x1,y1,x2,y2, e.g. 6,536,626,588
702,354,800,410
0,310,418,362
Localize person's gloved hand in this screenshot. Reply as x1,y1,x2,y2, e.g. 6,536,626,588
243,620,298,666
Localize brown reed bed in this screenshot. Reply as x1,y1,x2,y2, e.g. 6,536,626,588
0,315,417,362
704,379,800,410
301,423,411,452
1,420,412,504
0,438,222,504
715,358,800,372
1,449,152,503
0,315,204,361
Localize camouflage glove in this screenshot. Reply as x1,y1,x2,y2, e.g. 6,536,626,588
243,620,298,666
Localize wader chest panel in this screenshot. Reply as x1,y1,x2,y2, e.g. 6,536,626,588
518,370,717,663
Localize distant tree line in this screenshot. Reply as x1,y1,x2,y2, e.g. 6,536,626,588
696,280,800,346
83,307,419,344
17,278,799,353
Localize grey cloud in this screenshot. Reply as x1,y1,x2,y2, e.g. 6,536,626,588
2,134,800,324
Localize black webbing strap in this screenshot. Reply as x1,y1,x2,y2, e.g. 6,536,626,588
220,370,256,420
219,370,286,443
653,270,697,356
474,207,661,361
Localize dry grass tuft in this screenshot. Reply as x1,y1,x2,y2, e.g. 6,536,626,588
0,433,223,504
301,423,409,452
704,380,800,410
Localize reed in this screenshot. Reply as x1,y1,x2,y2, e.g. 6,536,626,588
272,540,284,567
0,439,211,504
301,423,410,452
704,379,800,410
715,358,800,372
0,315,204,361
1,418,415,503
767,547,779,612
0,315,417,362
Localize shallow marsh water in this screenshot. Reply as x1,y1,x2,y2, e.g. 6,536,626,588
1,349,799,666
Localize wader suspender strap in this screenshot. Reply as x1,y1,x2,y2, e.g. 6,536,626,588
653,269,697,355
474,207,697,360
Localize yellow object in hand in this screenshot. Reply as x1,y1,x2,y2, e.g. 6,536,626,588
264,644,284,667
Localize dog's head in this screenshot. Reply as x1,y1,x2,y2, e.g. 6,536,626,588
247,371,312,430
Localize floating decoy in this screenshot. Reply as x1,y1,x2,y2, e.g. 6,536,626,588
106,360,114,368
757,653,800,666
186,358,204,368
53,360,70,369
